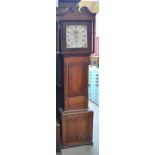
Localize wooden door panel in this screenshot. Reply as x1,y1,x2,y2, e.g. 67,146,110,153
68,63,88,97
64,56,89,110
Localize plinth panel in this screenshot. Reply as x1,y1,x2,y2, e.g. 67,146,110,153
60,109,93,147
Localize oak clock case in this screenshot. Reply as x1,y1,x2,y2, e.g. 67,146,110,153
56,2,96,149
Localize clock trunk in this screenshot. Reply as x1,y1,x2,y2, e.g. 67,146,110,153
64,56,89,111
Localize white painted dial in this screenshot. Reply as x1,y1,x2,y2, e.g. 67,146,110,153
66,25,87,48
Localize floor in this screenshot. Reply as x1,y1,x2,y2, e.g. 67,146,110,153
58,101,99,155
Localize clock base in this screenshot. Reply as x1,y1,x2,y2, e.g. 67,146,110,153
59,108,93,147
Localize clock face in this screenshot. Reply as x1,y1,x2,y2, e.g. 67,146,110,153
66,25,88,48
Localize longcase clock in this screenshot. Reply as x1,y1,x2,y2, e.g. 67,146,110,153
56,0,96,148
